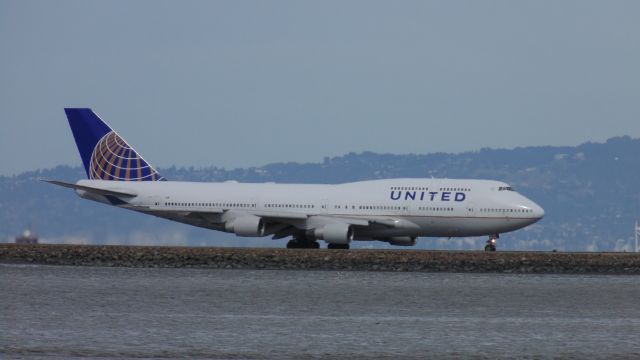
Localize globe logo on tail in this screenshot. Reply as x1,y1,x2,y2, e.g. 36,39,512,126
89,131,164,181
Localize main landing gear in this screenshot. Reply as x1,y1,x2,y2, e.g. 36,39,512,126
485,234,499,252
286,237,320,249
327,243,350,250
284,238,350,250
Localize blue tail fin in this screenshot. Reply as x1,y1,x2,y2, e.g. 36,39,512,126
64,108,165,181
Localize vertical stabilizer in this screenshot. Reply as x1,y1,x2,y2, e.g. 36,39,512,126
64,108,165,181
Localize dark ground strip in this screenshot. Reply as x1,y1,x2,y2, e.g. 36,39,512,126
1,244,640,274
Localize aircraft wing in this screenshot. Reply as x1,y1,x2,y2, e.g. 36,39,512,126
305,215,418,229
258,213,406,228
44,178,416,238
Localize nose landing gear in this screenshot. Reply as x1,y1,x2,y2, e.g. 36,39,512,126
485,234,498,252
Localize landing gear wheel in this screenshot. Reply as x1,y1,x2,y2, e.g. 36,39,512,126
286,238,320,249
327,243,350,250
485,234,498,252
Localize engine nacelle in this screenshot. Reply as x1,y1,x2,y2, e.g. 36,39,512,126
225,215,266,237
314,223,353,245
384,236,417,246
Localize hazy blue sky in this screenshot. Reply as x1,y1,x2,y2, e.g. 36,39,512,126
1,0,639,175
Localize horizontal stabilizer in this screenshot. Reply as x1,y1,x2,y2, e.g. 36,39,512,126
41,179,138,198
144,207,224,215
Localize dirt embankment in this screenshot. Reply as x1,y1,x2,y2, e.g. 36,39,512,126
1,244,639,274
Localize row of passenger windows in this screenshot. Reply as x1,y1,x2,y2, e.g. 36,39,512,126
358,205,406,211
390,186,471,192
391,186,428,191
498,186,514,191
165,202,256,208
440,187,470,192
418,206,454,212
266,204,314,209
481,208,532,213
331,205,407,211
160,201,531,216
267,204,410,211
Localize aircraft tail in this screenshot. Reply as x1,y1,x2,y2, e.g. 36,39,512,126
64,108,165,181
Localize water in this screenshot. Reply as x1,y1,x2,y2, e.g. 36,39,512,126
1,264,639,359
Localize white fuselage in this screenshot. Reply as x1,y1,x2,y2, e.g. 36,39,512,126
76,178,544,243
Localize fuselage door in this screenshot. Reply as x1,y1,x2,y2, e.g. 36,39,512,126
466,202,476,217
147,195,163,208
320,198,329,214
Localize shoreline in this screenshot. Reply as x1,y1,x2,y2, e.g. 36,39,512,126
2,244,640,274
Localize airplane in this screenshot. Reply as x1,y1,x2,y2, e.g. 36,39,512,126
45,108,545,251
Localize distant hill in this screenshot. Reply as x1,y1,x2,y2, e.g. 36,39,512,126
2,136,639,251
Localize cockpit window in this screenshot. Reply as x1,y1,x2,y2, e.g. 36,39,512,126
498,186,514,191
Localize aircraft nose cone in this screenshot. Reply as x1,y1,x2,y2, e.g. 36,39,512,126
530,202,545,220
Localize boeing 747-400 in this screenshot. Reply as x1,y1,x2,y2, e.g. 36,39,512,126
46,108,544,250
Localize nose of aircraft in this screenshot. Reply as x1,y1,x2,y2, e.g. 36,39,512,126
529,200,545,220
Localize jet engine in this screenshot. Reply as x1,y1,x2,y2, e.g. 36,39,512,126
225,215,266,237
314,223,354,244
